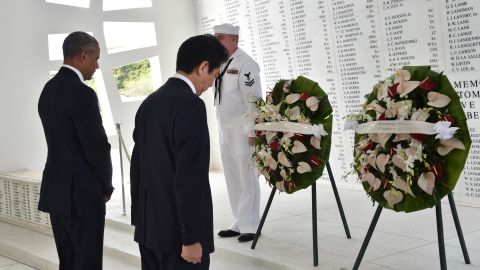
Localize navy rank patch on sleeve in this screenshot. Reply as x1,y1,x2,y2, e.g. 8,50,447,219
244,72,255,86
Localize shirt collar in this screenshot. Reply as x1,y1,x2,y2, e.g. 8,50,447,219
62,64,84,82
173,73,196,94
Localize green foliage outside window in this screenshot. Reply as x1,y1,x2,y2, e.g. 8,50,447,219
113,59,153,98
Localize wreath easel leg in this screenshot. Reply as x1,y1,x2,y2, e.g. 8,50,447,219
353,205,383,270
251,187,277,249
326,161,351,239
436,201,447,270
312,183,319,266
447,193,470,264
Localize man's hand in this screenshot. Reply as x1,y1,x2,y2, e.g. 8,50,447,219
181,242,202,264
104,195,111,203
248,137,255,146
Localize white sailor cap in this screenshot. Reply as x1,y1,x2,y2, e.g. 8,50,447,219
213,23,240,36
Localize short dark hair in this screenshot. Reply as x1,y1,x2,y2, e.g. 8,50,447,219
176,34,229,74
62,31,99,59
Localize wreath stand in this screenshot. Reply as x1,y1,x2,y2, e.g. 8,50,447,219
353,193,471,270
251,161,351,266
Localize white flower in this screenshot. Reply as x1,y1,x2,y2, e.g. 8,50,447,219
297,162,312,174
278,152,292,167
285,106,301,121
291,140,307,153
306,96,319,111
395,100,412,120
361,172,381,191
376,154,390,173
406,139,423,161
410,109,430,121
392,154,407,171
394,69,420,98
437,138,465,156
276,181,286,192
310,136,321,149
286,94,300,104
427,92,451,108
377,80,392,101
312,124,328,137
434,121,459,140
394,69,411,83
418,172,435,195
383,188,403,208
282,80,291,93
365,100,386,115
393,133,411,142
392,177,415,197
369,133,391,148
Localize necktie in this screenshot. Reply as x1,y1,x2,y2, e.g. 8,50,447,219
214,57,234,105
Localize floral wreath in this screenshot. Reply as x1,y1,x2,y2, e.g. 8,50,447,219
347,66,471,212
251,76,332,193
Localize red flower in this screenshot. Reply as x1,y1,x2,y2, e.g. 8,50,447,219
299,92,311,101
255,130,263,137
310,155,322,166
441,115,456,126
390,148,397,156
294,133,305,140
430,164,444,182
388,83,398,97
270,140,280,152
419,78,437,91
362,141,374,153
378,113,386,120
410,133,429,142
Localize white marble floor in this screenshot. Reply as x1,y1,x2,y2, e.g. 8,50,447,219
0,255,35,270
1,170,479,269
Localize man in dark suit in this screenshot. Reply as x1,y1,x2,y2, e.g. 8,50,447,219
130,34,228,270
38,31,114,270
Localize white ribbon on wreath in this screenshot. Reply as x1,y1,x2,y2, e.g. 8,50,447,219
254,121,328,137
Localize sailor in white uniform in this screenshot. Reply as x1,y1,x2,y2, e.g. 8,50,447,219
213,23,262,242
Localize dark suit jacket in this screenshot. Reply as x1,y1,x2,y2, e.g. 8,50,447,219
38,67,113,216
130,78,214,254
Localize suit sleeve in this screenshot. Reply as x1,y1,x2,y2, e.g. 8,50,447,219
238,57,263,136
173,99,210,245
130,128,139,226
72,86,114,196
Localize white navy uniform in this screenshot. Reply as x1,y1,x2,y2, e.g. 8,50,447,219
215,48,262,234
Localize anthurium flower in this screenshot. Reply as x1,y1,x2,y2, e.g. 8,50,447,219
292,140,307,153
383,188,403,208
361,172,381,191
280,168,288,180
365,100,386,114
392,154,407,171
286,93,300,104
441,115,455,126
397,80,420,97
427,92,451,108
310,136,321,149
393,133,411,142
267,155,277,170
285,106,301,121
430,164,444,181
418,172,435,195
270,140,280,152
438,138,466,156
394,69,411,83
297,162,312,174
306,96,319,111
260,169,271,180
278,152,292,167
393,177,415,197
310,155,322,166
377,80,392,100
376,154,390,173
419,77,437,91
266,131,277,144
299,92,311,101
369,133,391,148
395,100,413,120
282,80,291,93
410,109,430,121
266,93,273,104
366,153,377,170
276,181,286,192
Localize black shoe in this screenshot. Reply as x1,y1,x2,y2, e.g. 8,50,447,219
237,233,256,242
218,229,241,238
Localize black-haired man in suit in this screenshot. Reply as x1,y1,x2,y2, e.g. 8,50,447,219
130,34,228,270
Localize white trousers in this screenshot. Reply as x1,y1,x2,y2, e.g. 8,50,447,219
219,128,260,234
